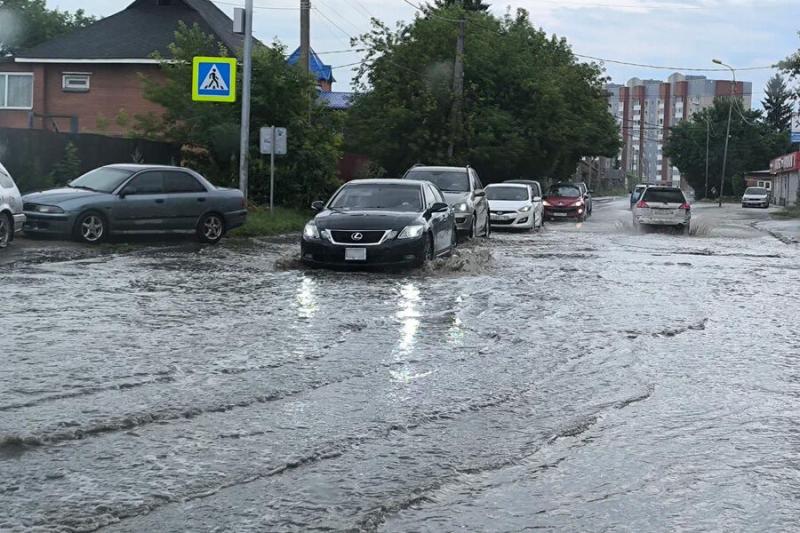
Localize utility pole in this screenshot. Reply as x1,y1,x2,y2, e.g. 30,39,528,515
713,58,735,208
447,18,465,159
704,116,710,199
238,0,254,201
300,0,310,76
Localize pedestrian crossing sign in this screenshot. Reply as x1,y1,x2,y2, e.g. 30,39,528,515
192,56,237,103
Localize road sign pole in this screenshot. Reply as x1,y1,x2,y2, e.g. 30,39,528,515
238,0,254,202
270,126,275,211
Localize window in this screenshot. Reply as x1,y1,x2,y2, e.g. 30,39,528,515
123,172,165,195
62,73,90,93
0,73,33,109
0,170,14,189
164,172,207,193
422,184,436,208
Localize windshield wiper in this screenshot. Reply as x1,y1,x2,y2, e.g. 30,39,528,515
68,184,98,192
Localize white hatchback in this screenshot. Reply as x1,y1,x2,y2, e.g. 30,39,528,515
0,161,25,248
632,186,691,234
486,183,542,230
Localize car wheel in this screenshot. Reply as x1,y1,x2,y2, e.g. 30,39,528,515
470,215,477,239
75,211,108,244
0,213,11,249
415,233,434,267
197,212,225,244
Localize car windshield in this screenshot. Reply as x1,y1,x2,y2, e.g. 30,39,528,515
405,170,469,192
745,187,767,195
69,167,135,193
487,186,529,201
330,183,423,212
642,188,685,203
547,185,581,198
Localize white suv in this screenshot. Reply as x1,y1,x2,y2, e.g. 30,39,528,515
0,162,25,248
632,186,691,234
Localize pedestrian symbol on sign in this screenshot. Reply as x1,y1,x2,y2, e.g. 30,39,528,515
192,56,237,103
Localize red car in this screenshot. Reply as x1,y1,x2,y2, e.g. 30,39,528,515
543,183,588,221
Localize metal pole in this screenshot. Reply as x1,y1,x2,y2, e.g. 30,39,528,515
238,0,254,201
270,126,275,211
713,59,735,208
300,0,310,75
704,116,710,199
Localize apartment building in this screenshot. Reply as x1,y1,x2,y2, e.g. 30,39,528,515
606,73,752,187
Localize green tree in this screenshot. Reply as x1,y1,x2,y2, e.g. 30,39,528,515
346,6,619,181
781,33,800,99
0,0,95,55
49,141,81,184
664,100,788,199
432,0,490,11
134,22,342,207
762,73,793,133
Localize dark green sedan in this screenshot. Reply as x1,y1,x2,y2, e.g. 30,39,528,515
23,164,247,244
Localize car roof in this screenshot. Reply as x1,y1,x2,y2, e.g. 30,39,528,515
645,186,682,190
487,182,528,188
405,166,468,172
104,164,189,171
505,179,539,184
346,179,423,187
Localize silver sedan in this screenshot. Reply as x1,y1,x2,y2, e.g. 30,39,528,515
0,161,26,249
23,164,247,244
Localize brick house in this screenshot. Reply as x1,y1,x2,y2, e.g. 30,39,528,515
0,0,243,136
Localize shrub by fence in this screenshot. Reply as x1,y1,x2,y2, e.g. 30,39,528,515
0,128,180,193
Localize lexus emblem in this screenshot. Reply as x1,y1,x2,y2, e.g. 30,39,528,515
351,232,363,241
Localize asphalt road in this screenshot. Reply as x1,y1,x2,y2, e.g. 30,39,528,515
2,199,799,532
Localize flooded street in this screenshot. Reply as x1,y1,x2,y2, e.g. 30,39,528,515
3,199,800,532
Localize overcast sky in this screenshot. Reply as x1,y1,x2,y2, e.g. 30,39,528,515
51,0,799,107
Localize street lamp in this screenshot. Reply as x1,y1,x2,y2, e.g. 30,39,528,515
712,58,736,208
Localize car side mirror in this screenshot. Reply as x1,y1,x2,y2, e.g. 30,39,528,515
474,189,486,197
533,196,542,203
311,200,325,212
119,187,135,198
430,202,449,213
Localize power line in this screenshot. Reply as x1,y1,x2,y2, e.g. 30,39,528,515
315,0,363,35
312,6,355,40
576,54,776,72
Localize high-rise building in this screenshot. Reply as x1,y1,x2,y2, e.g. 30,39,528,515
606,73,752,187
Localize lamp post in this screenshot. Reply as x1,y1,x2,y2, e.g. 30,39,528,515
712,58,735,208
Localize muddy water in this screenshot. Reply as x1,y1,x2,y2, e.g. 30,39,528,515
2,201,799,532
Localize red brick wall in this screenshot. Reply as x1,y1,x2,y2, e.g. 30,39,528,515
0,62,166,136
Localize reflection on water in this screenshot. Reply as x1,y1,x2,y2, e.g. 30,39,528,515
295,276,318,320
390,282,424,383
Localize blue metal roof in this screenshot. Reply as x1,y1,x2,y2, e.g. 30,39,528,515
319,91,353,110
287,47,335,83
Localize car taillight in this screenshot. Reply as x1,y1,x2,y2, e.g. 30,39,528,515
636,200,649,208
679,202,691,210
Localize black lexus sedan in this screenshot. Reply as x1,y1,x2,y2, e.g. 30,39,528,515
301,179,456,268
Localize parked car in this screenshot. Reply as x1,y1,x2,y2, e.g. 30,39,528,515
505,179,545,227
630,184,647,209
632,186,691,234
543,183,588,222
741,187,770,209
22,164,246,244
402,165,490,239
301,179,456,268
0,161,25,249
575,182,593,216
486,183,542,231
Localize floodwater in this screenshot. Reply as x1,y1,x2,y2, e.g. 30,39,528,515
2,200,800,532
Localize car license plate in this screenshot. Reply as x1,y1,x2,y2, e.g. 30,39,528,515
653,209,674,217
553,212,567,217
345,248,367,261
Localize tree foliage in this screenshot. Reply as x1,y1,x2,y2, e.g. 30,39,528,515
762,73,793,133
135,23,343,208
781,32,800,100
346,6,619,182
432,0,490,11
0,0,95,55
664,100,788,199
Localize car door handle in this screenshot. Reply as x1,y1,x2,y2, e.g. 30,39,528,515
155,199,165,204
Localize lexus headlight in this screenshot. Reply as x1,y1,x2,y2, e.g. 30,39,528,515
398,224,425,239
542,200,551,207
303,221,320,240
456,202,470,213
519,205,532,212
36,205,65,214
571,200,584,207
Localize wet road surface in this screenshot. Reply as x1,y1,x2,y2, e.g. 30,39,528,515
2,199,800,532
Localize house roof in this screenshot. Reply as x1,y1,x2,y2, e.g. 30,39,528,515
319,91,353,110
15,0,244,62
287,48,334,83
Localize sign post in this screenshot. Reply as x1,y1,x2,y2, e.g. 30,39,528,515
791,112,800,144
260,126,288,211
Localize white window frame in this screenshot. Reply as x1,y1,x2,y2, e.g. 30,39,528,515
0,72,34,110
62,72,91,92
